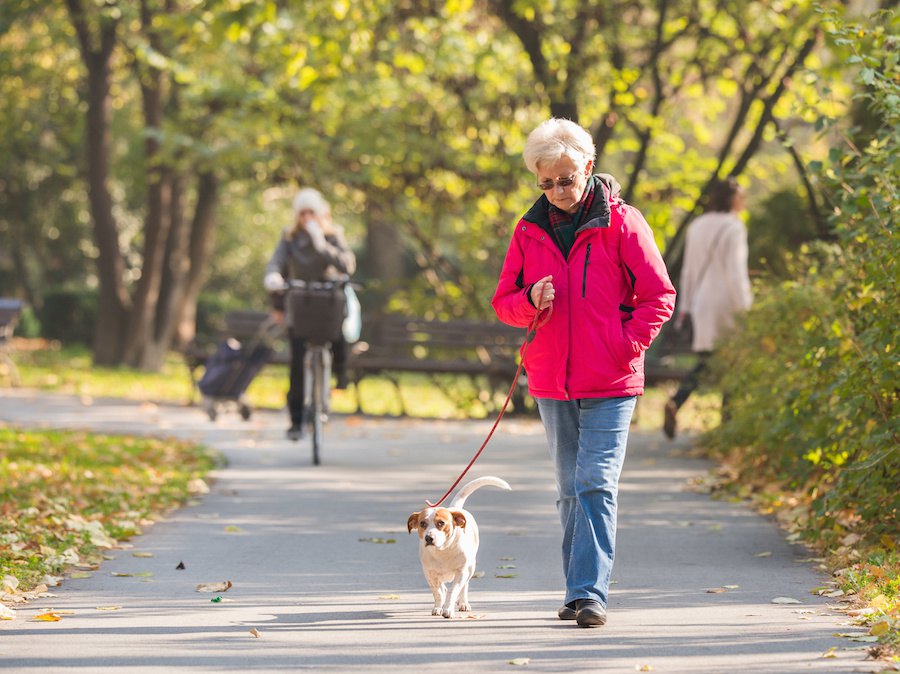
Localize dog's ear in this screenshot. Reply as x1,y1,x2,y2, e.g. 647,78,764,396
407,512,420,534
450,510,467,529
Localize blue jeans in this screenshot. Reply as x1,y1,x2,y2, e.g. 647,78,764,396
536,396,636,608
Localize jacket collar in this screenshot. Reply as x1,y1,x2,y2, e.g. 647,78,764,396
522,173,621,234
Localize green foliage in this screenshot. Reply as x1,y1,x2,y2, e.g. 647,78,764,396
708,7,898,554
38,288,98,345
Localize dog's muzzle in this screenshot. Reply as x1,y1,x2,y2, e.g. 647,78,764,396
424,535,435,546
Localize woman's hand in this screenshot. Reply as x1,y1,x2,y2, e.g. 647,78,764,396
530,275,555,310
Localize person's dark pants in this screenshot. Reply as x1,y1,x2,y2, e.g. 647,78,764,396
287,335,348,424
671,351,712,410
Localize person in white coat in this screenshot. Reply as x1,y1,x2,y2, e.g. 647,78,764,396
664,177,753,439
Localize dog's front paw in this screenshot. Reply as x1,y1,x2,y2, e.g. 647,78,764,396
441,608,455,619
456,601,471,612
431,607,442,616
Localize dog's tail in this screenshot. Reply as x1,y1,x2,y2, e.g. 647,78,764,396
450,476,511,509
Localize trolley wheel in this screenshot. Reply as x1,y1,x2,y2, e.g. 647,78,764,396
239,404,252,421
203,398,217,421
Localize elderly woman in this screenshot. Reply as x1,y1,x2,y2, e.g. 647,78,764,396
264,188,356,441
492,118,675,627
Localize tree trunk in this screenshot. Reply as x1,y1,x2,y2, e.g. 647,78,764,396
172,171,219,349
362,194,404,319
65,0,128,365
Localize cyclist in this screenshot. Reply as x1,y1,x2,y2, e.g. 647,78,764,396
263,187,357,440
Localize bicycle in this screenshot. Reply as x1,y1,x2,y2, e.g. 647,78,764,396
282,279,349,466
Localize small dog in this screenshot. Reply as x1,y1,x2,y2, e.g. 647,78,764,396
407,476,511,618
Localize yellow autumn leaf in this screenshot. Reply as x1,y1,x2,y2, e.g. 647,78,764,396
32,612,62,622
508,657,530,666
249,628,261,638
96,606,122,611
132,552,153,558
870,621,890,637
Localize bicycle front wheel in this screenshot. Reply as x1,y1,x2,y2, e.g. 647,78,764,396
310,350,325,466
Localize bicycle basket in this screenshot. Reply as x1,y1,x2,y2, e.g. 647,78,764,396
286,285,346,342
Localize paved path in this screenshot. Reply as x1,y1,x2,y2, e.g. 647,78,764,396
0,390,877,673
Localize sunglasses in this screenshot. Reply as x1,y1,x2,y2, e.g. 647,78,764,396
538,172,579,191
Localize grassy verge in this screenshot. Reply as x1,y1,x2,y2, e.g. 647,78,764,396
0,426,219,606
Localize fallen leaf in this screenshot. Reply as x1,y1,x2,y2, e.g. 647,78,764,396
636,665,654,672
176,562,186,570
210,596,223,603
379,595,401,600
754,551,773,557
70,572,93,579
358,537,396,544
466,613,485,619
96,606,122,611
111,572,133,577
847,635,879,643
821,647,838,659
196,581,232,593
132,552,153,558
724,585,740,589
508,658,530,666
0,605,15,620
706,588,727,594
497,565,517,569
249,628,261,638
499,557,516,561
224,526,243,533
496,573,518,579
32,612,62,622
772,597,802,604
871,621,890,637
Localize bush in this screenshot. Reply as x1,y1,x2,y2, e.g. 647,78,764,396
707,6,898,550
38,288,97,345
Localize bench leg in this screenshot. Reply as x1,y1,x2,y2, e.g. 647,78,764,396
0,348,20,387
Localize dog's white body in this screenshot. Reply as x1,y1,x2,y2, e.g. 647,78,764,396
407,476,511,618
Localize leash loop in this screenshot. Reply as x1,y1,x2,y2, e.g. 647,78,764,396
424,286,552,507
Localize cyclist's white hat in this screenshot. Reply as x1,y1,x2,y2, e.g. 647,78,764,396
292,188,329,217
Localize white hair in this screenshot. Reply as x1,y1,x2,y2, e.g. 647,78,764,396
523,118,596,174
292,187,329,217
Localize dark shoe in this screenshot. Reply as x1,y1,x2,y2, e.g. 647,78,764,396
286,423,304,441
557,601,577,620
575,599,607,627
663,400,678,440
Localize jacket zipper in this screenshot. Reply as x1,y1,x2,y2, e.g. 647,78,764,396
582,243,592,298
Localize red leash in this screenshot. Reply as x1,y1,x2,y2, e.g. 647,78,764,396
424,293,552,508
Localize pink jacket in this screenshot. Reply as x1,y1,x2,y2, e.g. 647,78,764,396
492,178,676,400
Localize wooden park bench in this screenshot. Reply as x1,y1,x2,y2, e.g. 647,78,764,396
0,298,24,387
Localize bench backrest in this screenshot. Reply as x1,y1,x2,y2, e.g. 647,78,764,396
0,299,23,340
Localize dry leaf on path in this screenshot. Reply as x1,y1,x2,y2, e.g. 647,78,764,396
249,628,261,638
358,537,396,544
196,581,232,593
771,597,802,604
754,551,773,557
706,588,727,594
508,658,530,666
132,552,153,558
32,612,62,622
95,606,122,611
0,605,15,620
